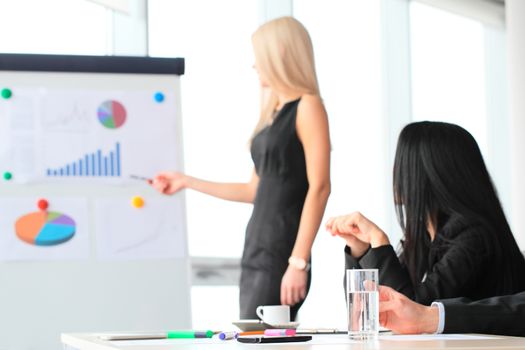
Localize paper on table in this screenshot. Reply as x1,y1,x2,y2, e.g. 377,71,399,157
109,335,355,347
103,334,502,347
379,334,501,341
108,338,219,347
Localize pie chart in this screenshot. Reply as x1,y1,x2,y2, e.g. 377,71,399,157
97,100,127,129
15,211,76,246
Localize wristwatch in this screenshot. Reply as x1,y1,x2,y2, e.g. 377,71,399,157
288,256,311,271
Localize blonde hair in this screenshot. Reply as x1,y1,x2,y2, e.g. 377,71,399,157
250,16,320,141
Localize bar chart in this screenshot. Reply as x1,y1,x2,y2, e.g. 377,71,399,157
46,142,121,177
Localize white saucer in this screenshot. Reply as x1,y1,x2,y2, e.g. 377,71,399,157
232,319,300,331
267,321,300,329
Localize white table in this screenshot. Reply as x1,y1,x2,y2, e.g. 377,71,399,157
61,332,525,350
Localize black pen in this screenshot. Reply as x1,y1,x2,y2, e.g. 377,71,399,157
237,336,312,344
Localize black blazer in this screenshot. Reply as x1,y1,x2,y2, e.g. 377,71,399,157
441,292,525,336
344,217,525,305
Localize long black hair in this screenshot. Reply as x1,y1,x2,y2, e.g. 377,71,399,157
393,121,522,288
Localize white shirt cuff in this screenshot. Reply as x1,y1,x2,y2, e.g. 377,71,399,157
431,301,445,334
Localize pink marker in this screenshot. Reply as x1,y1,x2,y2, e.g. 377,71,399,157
264,329,296,337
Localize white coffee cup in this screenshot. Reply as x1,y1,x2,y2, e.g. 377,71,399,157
255,305,290,325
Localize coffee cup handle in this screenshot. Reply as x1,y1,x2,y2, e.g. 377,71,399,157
256,306,264,320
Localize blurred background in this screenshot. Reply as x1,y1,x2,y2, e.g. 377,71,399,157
1,0,523,332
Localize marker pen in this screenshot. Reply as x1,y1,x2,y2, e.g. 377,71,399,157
218,331,239,340
166,330,214,338
99,330,214,340
129,174,152,182
264,329,296,336
238,331,265,336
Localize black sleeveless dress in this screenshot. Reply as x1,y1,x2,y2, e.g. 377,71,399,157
240,98,311,320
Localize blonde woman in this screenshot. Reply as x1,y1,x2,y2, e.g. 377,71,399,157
151,16,330,320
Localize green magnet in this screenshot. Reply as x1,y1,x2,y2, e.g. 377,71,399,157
3,172,13,180
1,88,12,99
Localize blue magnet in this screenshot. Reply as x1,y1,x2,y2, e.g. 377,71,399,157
154,92,165,103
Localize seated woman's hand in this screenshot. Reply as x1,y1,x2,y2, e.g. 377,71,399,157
326,212,390,258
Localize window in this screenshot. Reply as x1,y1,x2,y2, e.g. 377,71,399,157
148,0,385,328
0,0,111,55
410,2,488,152
410,1,511,214
148,0,259,259
148,0,260,328
149,0,508,330
293,0,383,328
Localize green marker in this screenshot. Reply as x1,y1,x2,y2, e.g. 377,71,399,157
3,171,12,181
99,330,214,341
167,330,214,339
1,88,12,99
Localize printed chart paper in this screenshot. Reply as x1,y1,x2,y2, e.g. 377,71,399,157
0,197,90,261
0,88,180,184
94,196,186,260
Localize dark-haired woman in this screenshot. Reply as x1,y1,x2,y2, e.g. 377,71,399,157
326,121,525,305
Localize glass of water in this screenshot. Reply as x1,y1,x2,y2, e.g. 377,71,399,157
346,269,379,340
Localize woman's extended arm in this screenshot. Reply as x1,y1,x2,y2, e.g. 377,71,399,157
280,94,331,306
151,168,259,204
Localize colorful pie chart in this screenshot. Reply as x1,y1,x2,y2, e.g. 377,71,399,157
97,100,127,129
15,211,76,246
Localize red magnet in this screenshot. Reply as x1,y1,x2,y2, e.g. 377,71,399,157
37,198,49,211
